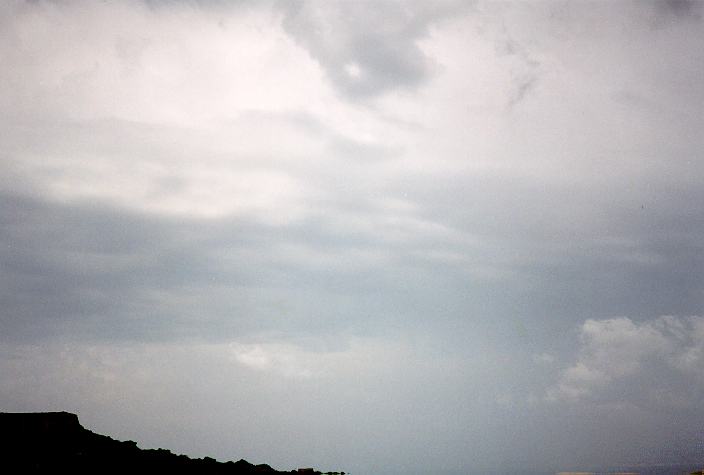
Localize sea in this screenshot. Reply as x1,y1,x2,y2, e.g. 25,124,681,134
348,466,702,475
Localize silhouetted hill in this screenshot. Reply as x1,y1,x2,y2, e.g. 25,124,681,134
0,412,323,474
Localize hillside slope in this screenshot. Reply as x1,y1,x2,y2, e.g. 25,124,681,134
0,411,316,474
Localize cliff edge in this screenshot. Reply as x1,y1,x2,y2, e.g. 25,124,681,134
0,412,319,474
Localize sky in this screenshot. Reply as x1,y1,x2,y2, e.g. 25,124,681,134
1,0,703,473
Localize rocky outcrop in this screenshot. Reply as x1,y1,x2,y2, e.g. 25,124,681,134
0,412,321,474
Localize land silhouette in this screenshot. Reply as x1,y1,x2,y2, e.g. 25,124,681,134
0,411,342,474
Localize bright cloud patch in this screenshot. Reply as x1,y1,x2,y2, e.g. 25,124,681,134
549,316,704,404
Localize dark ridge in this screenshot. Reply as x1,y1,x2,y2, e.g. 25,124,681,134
0,412,341,475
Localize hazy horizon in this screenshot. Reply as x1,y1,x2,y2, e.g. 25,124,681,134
1,1,704,474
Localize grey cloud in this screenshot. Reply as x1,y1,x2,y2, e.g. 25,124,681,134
506,51,540,108
386,161,704,318
0,187,481,345
7,111,704,360
2,1,704,472
281,0,463,99
658,0,702,21
492,21,542,109
507,71,537,108
0,116,532,346
647,0,703,36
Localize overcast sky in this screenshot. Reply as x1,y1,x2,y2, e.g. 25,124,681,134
1,1,704,473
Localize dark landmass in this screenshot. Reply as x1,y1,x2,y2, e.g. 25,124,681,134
0,412,342,474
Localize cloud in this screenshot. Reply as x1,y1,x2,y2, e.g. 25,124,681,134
2,1,704,471
507,71,538,108
280,0,463,99
655,0,703,22
230,342,317,379
1,0,703,360
532,352,555,364
491,14,542,109
0,335,502,471
0,0,330,123
548,316,704,405
0,186,475,344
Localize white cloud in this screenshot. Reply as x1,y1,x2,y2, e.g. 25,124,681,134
230,342,317,379
548,316,704,403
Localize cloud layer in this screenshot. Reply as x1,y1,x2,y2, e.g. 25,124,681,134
1,1,704,473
